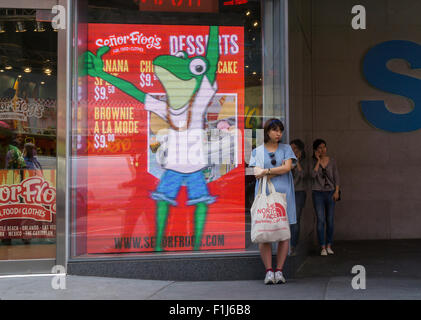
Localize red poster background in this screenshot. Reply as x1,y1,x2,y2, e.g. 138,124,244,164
85,24,244,253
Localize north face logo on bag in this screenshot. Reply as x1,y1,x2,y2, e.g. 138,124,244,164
257,202,286,222
274,203,286,218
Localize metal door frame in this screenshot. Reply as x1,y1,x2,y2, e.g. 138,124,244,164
0,0,70,275
262,0,289,142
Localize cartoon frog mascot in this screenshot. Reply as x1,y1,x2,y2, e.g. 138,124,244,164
81,26,220,251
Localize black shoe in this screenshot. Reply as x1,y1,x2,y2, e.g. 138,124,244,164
22,239,31,245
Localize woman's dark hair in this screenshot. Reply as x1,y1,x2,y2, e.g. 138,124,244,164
290,139,306,160
24,143,36,158
263,118,284,143
312,138,327,159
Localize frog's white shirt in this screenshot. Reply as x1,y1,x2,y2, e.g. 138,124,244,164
144,76,217,173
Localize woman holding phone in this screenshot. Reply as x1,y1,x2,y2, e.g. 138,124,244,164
311,139,340,256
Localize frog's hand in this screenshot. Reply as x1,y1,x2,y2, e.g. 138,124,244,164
206,26,219,85
80,46,146,104
79,46,108,78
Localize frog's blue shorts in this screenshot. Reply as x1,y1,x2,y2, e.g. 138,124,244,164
151,169,216,206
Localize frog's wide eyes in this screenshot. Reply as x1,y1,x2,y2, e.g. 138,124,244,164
175,51,187,59
189,58,207,75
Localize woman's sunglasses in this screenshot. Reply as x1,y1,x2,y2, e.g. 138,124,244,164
269,152,276,166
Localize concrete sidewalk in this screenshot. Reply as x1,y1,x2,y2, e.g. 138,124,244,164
1,240,420,300
1,274,420,300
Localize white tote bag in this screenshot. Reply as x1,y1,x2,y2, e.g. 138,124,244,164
251,176,290,243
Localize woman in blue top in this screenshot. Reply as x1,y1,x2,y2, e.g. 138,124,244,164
249,118,297,284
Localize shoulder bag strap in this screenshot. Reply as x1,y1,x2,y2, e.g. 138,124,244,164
256,175,269,198
267,178,276,194
323,163,337,186
256,178,262,196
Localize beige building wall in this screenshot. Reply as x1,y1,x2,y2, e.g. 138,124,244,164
290,0,421,242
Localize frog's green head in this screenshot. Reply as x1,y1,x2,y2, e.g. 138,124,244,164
153,51,209,110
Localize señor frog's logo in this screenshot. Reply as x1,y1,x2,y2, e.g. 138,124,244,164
257,203,286,223
0,177,56,222
95,32,162,50
0,98,45,121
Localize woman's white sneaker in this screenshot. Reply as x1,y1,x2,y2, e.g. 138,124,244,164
320,248,328,256
327,247,334,255
275,271,286,284
264,270,275,285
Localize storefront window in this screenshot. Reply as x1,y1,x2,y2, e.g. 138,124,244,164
71,0,285,258
0,8,57,260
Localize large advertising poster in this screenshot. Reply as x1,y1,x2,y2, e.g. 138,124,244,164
83,23,245,253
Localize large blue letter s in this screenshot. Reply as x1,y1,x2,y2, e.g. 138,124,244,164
361,40,421,132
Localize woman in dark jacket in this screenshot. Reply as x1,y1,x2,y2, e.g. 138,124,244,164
289,139,307,256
